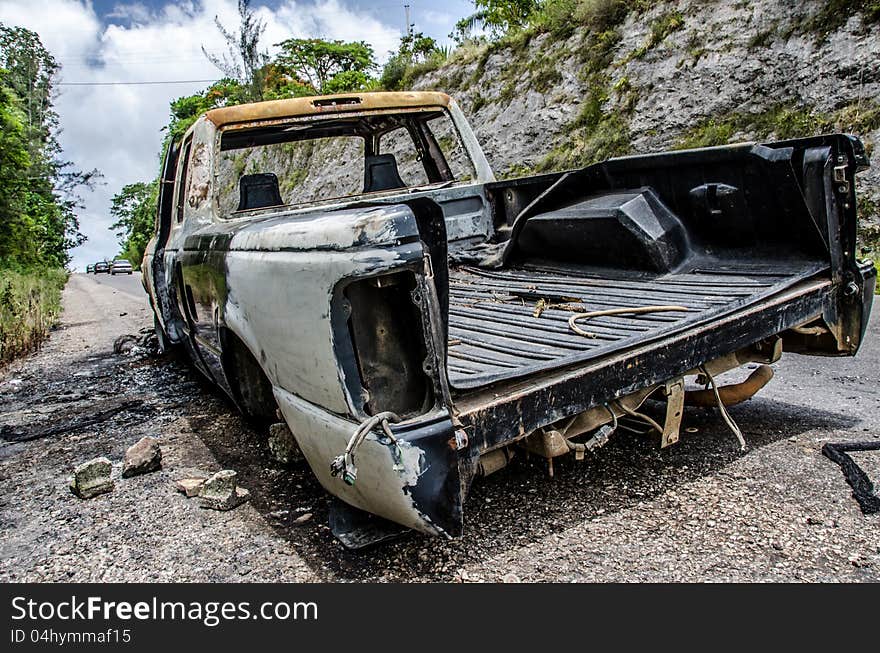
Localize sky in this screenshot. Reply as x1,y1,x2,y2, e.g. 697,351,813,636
0,0,475,270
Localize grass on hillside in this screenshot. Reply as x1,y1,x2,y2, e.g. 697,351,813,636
0,267,67,365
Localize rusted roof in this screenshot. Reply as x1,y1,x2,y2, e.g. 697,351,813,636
205,91,452,128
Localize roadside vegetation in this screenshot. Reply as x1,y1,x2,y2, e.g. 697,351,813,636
0,267,66,363
0,24,98,364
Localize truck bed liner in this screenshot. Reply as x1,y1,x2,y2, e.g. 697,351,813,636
447,261,828,390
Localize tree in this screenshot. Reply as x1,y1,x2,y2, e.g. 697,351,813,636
274,38,375,94
452,0,538,42
398,32,442,64
0,24,96,269
166,78,247,140
110,182,158,269
0,24,59,152
380,32,444,91
202,0,268,102
0,71,33,264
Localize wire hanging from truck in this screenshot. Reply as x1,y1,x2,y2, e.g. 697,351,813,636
330,411,401,486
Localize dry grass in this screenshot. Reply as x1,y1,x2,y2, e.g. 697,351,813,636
0,267,67,365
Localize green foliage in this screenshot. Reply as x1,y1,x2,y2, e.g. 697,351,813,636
0,24,95,273
627,10,685,60
675,118,736,149
537,112,631,171
167,78,247,140
528,52,563,92
531,0,633,39
320,69,373,94
834,100,880,134
857,197,880,291
0,266,66,364
275,38,375,94
672,102,880,150
379,55,410,91
453,0,539,42
110,181,159,270
380,33,447,91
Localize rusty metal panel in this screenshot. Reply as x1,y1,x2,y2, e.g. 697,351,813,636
206,91,452,127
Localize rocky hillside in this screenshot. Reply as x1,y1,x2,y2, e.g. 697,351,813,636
410,0,880,256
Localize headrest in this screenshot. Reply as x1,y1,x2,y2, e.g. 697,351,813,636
364,153,406,193
238,173,283,211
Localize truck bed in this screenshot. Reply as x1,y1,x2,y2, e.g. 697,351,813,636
447,260,828,390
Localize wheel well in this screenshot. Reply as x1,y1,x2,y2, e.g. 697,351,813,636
219,328,278,423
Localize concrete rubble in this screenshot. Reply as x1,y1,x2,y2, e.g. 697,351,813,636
267,422,303,465
175,477,207,497
70,457,114,499
122,436,162,478
197,470,250,511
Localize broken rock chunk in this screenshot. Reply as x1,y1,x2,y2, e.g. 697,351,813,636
122,436,162,478
175,477,207,497
70,457,114,499
267,422,303,465
198,470,249,511
292,512,312,525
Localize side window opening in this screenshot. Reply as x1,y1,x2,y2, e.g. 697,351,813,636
175,138,193,223
155,141,180,242
376,127,430,187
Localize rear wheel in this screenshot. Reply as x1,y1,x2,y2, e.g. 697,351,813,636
153,315,178,354
222,331,278,424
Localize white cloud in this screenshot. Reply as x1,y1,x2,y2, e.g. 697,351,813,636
0,0,403,270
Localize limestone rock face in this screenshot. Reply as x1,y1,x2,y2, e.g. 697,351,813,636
409,1,879,235
122,436,162,478
70,457,114,499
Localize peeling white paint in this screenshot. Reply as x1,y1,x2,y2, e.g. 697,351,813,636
228,205,414,252
224,244,419,413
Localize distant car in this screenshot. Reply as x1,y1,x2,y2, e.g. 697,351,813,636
111,259,133,275
86,264,94,273
94,261,110,274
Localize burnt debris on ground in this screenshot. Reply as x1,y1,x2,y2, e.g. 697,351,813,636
822,442,880,514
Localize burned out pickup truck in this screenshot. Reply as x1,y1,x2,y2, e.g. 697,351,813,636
143,91,875,547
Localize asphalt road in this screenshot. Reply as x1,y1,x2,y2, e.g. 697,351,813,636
0,274,877,581
86,270,145,300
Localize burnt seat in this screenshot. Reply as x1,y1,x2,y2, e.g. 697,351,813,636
364,154,406,193
238,173,283,211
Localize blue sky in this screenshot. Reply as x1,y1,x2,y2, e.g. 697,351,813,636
0,0,477,269
85,1,476,41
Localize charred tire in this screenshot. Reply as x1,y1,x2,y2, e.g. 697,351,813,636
222,331,278,424
153,315,179,354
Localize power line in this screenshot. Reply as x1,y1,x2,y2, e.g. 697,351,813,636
57,79,220,86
